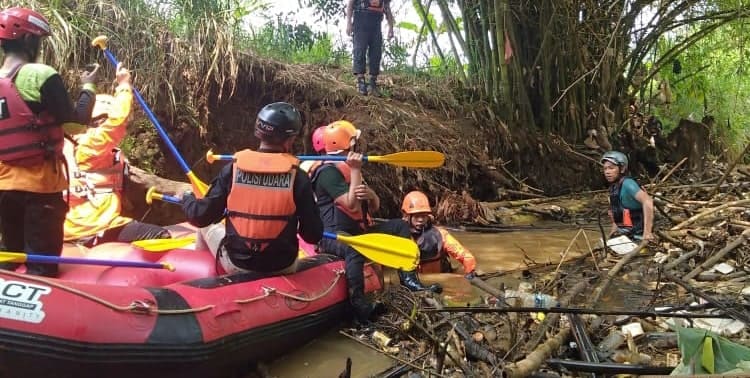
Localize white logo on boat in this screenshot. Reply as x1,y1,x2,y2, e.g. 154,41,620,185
0,279,51,324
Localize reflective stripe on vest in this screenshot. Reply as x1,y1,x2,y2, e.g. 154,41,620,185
227,149,298,251
609,177,644,236
0,64,63,166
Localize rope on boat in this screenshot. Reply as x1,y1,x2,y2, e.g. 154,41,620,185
0,269,345,315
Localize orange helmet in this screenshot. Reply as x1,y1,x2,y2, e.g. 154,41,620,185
91,94,114,120
323,120,360,153
401,191,432,215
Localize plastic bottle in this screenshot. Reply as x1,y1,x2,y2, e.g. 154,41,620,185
504,290,559,309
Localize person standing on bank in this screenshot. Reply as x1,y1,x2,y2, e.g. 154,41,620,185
346,0,395,96
0,7,97,277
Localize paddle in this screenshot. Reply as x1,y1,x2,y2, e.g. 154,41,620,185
206,150,446,169
146,186,182,205
0,251,175,271
131,236,197,252
323,231,418,271
144,188,418,269
91,35,209,196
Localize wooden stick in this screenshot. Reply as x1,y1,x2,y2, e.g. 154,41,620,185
684,230,749,280
505,327,572,378
670,199,750,230
592,243,647,304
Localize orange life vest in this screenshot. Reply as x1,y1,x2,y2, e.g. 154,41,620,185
0,64,63,166
226,149,299,252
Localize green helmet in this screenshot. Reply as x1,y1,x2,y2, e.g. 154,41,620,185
601,151,628,167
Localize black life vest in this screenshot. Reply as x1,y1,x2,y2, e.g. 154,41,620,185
609,177,644,236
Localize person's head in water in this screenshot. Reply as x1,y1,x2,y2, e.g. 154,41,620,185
601,150,628,184
401,190,433,234
254,102,302,152
322,120,360,155
0,7,51,62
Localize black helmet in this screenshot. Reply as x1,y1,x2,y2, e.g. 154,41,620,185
254,102,302,141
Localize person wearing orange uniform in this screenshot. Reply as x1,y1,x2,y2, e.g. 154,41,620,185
180,102,323,274
63,63,170,246
0,7,97,277
401,191,477,278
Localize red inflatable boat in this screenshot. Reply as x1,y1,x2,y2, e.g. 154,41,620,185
0,223,381,378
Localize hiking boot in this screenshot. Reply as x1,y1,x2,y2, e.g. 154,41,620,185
368,77,380,97
357,77,368,95
398,271,443,293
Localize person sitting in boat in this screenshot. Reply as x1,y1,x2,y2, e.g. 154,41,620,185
0,7,96,277
180,102,323,275
63,63,171,246
299,125,326,173
401,190,477,279
310,120,436,325
601,150,655,242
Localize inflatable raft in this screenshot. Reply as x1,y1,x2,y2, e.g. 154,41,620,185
0,223,381,378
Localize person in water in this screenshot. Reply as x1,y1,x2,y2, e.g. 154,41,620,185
401,190,477,278
181,102,323,275
601,150,655,242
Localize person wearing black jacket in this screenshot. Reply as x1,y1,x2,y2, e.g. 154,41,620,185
180,102,323,274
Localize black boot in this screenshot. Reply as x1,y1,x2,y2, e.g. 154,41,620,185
356,77,368,95
369,76,380,97
349,289,385,327
398,271,442,293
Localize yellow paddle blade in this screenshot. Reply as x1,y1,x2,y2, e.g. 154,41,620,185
367,151,445,169
186,171,210,197
0,252,25,263
132,235,197,252
336,233,419,271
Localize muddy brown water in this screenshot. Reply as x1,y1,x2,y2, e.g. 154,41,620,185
266,226,609,377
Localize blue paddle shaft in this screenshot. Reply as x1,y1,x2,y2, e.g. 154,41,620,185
322,231,338,240
24,254,166,269
101,48,191,174
160,194,182,205
214,155,369,162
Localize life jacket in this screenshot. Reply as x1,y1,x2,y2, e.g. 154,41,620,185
413,225,451,274
609,177,644,237
62,138,130,241
0,64,63,166
356,0,385,13
226,149,299,253
300,160,321,174
311,162,372,234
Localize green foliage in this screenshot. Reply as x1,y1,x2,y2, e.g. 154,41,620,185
247,14,350,66
299,0,344,25
648,19,750,158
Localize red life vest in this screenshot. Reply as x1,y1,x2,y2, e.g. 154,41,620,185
358,0,385,12
310,162,372,233
226,149,299,252
0,65,63,166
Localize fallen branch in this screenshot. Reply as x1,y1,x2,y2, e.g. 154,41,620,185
670,199,750,230
684,229,749,279
504,327,571,378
